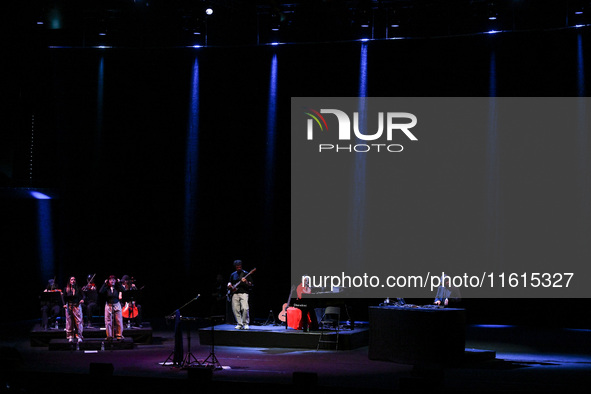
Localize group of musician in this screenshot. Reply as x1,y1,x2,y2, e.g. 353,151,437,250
40,264,460,341
40,274,142,342
215,261,462,333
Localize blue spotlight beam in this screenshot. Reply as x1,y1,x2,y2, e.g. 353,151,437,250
576,33,591,260
263,52,278,264
37,198,55,281
265,53,278,205
95,56,104,170
577,33,586,97
486,49,503,269
347,43,369,273
184,56,200,272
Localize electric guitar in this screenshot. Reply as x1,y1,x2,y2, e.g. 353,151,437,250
226,268,256,300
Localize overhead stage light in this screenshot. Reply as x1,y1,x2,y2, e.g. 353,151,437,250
205,8,213,16
31,191,51,200
487,1,498,22
571,3,586,28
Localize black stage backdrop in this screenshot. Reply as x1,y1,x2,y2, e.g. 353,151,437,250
2,28,591,328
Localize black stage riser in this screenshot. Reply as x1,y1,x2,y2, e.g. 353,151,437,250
30,324,152,347
197,324,369,350
464,348,496,363
48,338,134,351
368,306,466,365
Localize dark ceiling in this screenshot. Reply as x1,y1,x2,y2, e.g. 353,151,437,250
10,1,591,48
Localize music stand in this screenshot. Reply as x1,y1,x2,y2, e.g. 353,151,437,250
181,317,201,368
40,291,62,303
162,312,182,367
201,315,224,370
162,295,201,368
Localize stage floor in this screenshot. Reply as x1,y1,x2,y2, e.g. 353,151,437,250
2,320,590,393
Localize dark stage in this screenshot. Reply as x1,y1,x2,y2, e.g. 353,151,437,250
1,319,590,393
3,2,591,393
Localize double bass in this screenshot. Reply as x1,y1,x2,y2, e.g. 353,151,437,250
122,278,139,319
122,301,138,319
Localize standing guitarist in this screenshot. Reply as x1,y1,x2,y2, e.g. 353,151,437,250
227,260,254,330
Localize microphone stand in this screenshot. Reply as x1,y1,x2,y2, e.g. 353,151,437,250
163,295,201,368
201,315,224,370
111,283,122,345
165,294,200,319
108,301,114,350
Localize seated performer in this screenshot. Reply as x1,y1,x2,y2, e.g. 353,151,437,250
434,276,462,307
82,274,99,328
99,275,125,340
40,279,62,330
296,276,312,299
121,275,142,328
294,276,316,331
63,276,84,343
